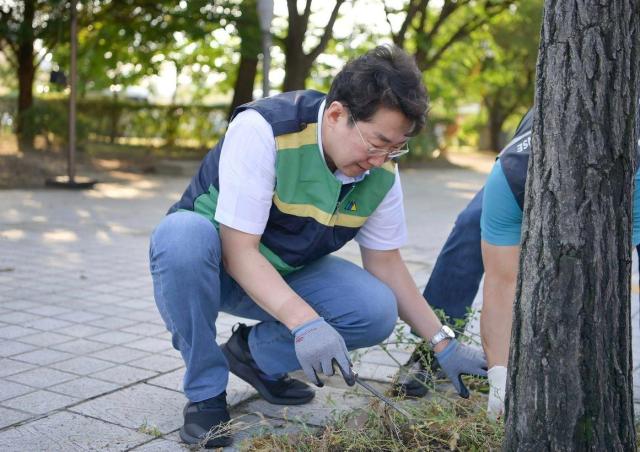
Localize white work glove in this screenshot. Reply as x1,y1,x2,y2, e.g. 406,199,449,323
487,365,507,420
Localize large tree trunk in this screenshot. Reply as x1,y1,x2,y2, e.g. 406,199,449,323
16,0,36,150
505,1,639,450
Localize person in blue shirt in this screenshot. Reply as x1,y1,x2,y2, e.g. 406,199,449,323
397,108,640,419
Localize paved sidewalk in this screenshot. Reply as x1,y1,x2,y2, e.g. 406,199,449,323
0,159,638,451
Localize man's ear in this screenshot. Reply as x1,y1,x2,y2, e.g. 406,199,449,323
324,101,347,128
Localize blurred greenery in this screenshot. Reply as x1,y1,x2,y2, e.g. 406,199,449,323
0,0,543,157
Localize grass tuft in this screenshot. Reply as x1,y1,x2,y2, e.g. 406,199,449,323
242,392,503,451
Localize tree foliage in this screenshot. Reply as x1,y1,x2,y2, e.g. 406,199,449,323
384,0,515,72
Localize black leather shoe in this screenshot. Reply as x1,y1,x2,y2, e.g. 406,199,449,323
179,392,232,448
393,343,443,398
221,323,315,405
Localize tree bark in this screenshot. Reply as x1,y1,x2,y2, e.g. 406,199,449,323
281,0,345,92
16,0,36,150
505,1,639,450
228,0,260,118
228,53,258,118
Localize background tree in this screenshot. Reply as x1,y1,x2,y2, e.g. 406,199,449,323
280,0,346,91
471,0,542,150
384,0,515,72
0,0,67,147
228,0,261,116
505,0,639,449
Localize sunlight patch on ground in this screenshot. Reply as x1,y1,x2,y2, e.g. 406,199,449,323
42,229,78,242
22,197,43,208
95,229,112,243
0,229,25,240
87,183,155,200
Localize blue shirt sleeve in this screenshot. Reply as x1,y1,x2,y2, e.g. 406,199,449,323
480,160,523,246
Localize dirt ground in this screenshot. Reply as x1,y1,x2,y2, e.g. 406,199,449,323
0,135,160,189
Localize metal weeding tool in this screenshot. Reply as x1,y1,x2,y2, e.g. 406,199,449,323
353,373,414,421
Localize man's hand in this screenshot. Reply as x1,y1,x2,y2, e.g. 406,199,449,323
292,317,355,387
435,339,487,398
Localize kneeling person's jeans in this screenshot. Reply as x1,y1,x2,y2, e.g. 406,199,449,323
149,211,398,402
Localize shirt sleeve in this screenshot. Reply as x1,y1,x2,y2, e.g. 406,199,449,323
355,170,408,250
214,109,276,235
480,160,523,246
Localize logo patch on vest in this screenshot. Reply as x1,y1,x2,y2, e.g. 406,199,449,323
345,200,358,212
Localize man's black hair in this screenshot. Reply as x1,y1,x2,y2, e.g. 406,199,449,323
326,45,429,135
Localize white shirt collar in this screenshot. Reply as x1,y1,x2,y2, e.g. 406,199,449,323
317,99,368,185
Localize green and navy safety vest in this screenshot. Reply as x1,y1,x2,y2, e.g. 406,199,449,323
168,90,397,274
498,109,533,209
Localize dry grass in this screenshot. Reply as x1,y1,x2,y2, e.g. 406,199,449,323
240,388,502,452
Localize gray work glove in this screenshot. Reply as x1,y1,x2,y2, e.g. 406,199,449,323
435,339,487,398
292,317,355,387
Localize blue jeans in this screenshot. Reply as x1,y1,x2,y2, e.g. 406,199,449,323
423,188,484,322
149,211,398,402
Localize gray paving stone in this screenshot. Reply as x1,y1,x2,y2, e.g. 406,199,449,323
242,386,371,427
0,411,152,451
88,330,144,345
91,346,151,364
0,300,42,311
5,367,76,388
353,363,397,382
122,310,166,323
25,305,72,317
0,406,32,429
0,359,36,377
129,354,183,373
87,317,140,331
161,347,183,360
91,364,158,385
21,317,74,331
1,389,79,415
0,340,37,357
227,374,258,407
126,337,172,353
49,377,120,399
0,380,36,402
87,299,132,312
50,356,115,375
50,338,112,354
222,413,309,452
16,331,74,347
0,325,39,339
359,347,410,367
0,311,43,324
146,369,182,392
121,322,167,337
130,438,188,451
12,348,75,366
55,323,108,339
71,383,186,434
54,310,104,323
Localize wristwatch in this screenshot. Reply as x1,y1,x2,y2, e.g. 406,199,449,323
430,325,455,348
